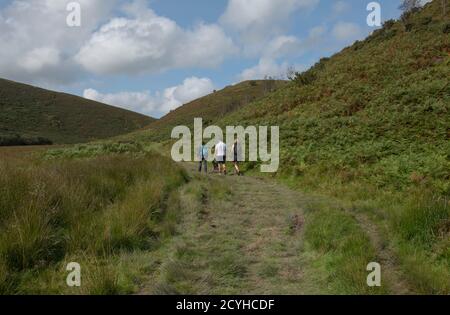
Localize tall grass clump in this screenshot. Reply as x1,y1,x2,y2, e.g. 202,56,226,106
102,179,166,252
304,206,384,294
0,152,187,293
390,193,450,294
393,194,449,247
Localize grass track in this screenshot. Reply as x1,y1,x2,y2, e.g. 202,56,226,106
140,163,323,294
140,163,410,295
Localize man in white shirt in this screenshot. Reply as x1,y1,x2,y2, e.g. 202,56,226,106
215,140,227,175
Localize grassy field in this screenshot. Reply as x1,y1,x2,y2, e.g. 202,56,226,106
0,136,447,294
0,144,391,295
0,78,154,145
0,146,187,294
0,1,448,295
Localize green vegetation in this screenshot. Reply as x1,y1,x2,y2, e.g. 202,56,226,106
215,1,449,293
221,2,449,194
303,204,382,294
0,151,187,294
1,1,448,295
43,141,156,159
0,134,52,146
0,78,154,145
109,1,450,294
122,80,288,143
142,165,337,295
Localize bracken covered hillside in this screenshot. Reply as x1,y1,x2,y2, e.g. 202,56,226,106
221,0,450,195
216,1,449,293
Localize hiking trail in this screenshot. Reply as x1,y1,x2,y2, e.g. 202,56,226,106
139,162,411,295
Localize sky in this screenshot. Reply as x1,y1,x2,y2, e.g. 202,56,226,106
0,0,430,118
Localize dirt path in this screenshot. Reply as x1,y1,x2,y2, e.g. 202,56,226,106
348,212,414,294
140,163,330,294
139,162,409,295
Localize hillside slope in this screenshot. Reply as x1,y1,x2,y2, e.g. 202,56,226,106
124,80,287,142
0,78,155,144
10,1,448,295
221,0,449,194
213,1,450,293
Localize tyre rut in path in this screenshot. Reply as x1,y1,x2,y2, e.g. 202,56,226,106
140,162,410,294
141,163,326,294
348,211,414,295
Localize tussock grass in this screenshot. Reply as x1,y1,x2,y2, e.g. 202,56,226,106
0,153,187,294
396,242,450,294
391,194,450,294
81,260,120,295
393,195,449,248
0,258,11,294
304,205,385,294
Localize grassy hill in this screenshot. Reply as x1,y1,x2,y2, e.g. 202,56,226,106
124,80,288,142
221,1,449,194
1,1,448,295
214,1,449,292
0,78,155,145
113,2,449,293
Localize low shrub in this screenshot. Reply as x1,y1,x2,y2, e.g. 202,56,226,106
443,23,450,33
293,70,317,86
383,19,396,29
0,134,52,146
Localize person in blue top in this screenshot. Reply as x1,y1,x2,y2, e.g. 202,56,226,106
198,141,208,173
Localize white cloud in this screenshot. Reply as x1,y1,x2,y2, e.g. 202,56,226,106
238,22,326,82
83,77,214,117
331,22,362,43
264,35,303,59
19,47,61,73
164,77,215,111
0,0,378,109
221,0,319,36
309,25,327,40
238,58,290,81
259,24,326,60
83,88,156,114
0,0,117,85
0,0,235,82
220,0,319,56
332,1,350,14
76,6,237,75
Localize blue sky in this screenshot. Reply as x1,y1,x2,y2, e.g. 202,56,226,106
0,0,414,117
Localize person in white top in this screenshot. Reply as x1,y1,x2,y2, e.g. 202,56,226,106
215,141,227,175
